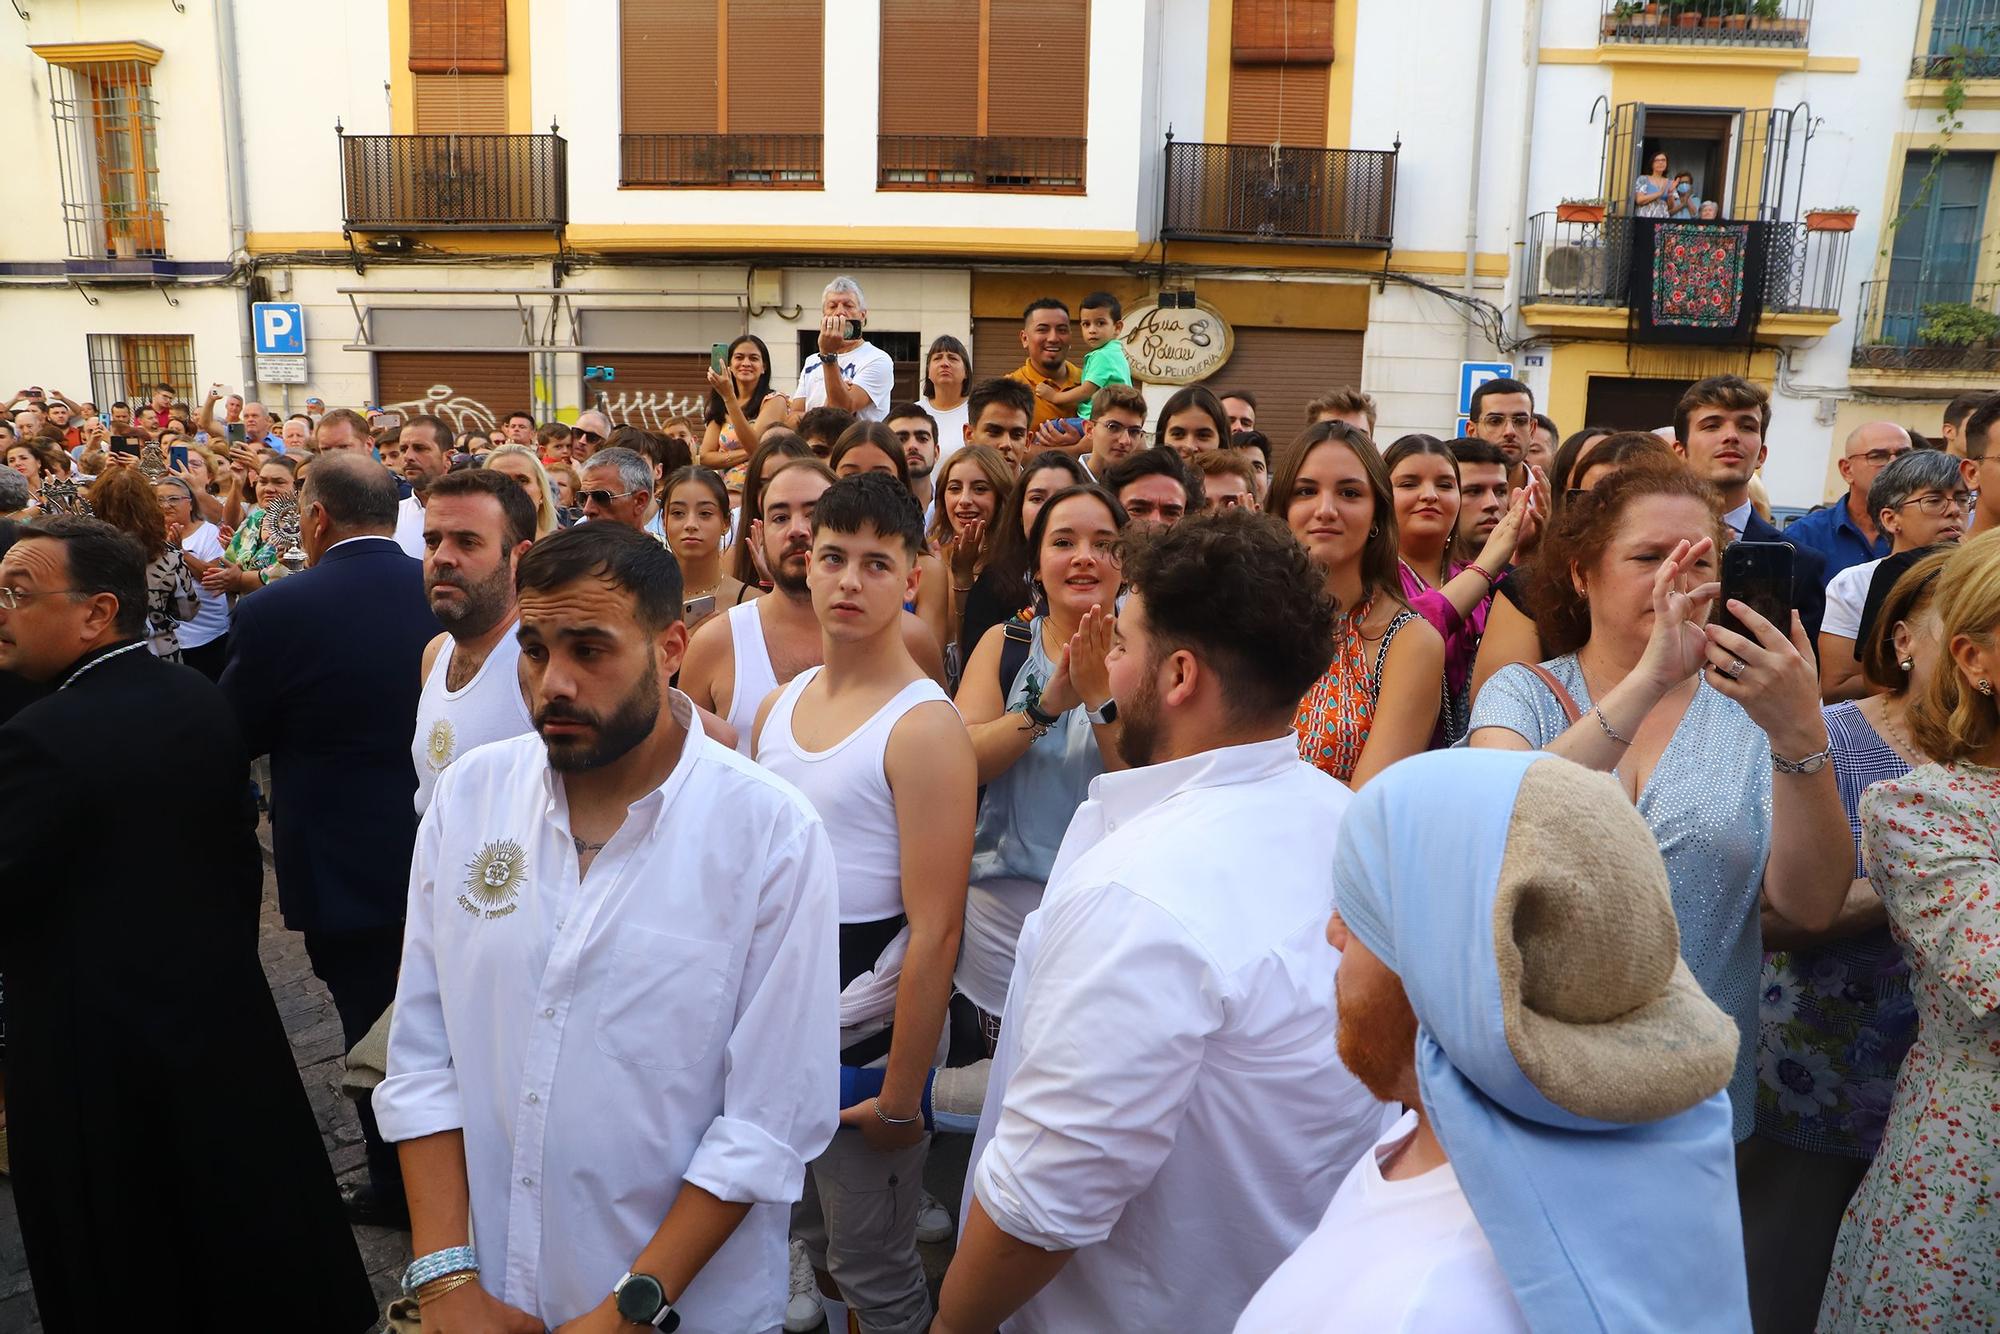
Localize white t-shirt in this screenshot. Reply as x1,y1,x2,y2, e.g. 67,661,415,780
1822,556,1881,641
922,397,970,469
394,493,426,560
178,520,231,649
1233,1111,1528,1334
794,341,895,421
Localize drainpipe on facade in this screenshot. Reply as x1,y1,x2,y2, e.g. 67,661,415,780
212,0,256,394
1509,0,1546,357
1462,0,1497,361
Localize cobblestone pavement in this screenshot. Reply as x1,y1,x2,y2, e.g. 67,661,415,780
0,833,967,1334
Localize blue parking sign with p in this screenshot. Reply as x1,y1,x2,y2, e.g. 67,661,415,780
1458,362,1514,416
253,302,304,356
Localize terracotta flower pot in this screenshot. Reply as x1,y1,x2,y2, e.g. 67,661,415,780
1805,210,1857,232
1558,202,1608,224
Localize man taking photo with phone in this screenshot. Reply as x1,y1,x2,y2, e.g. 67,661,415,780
791,277,895,423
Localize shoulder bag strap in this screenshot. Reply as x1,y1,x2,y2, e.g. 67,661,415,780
1522,662,1584,726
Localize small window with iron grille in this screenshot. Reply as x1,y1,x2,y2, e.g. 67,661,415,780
37,45,168,261
87,335,196,413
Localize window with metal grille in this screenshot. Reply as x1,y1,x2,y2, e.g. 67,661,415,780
87,335,196,412
43,55,168,260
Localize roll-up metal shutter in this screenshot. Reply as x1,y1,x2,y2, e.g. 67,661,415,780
375,351,534,437
585,353,713,432
1205,326,1365,449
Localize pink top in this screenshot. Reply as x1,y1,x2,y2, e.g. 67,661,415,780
1398,560,1490,746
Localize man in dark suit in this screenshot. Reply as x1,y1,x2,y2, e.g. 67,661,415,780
1670,375,1828,646
221,451,441,1225
0,517,377,1332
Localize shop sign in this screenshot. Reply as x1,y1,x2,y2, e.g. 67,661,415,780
1120,301,1234,384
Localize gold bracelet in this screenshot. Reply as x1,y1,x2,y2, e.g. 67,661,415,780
416,1272,479,1305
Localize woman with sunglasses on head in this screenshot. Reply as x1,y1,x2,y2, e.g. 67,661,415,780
482,444,565,537
701,333,786,473
1270,421,1444,787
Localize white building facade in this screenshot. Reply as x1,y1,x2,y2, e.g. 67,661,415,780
0,0,1984,505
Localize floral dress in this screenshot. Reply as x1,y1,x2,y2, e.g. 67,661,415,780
1292,598,1418,785
1819,762,2000,1331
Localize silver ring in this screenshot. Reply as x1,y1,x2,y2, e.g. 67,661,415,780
1721,658,1746,680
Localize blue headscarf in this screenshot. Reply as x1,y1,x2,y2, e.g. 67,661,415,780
1333,749,1749,1334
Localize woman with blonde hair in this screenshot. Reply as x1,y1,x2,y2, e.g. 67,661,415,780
1820,529,2000,1331
483,443,564,537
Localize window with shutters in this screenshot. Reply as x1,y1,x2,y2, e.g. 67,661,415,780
408,0,508,132
35,45,168,261
620,0,824,188
1227,0,1334,146
877,0,1088,194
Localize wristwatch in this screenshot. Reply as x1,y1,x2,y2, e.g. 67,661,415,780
613,1271,680,1331
1085,697,1118,725
1023,695,1062,728
1770,745,1831,775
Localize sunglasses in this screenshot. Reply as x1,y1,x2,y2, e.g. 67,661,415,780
577,488,635,507
573,429,604,444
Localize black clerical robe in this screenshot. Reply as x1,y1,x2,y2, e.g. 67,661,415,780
0,642,376,1334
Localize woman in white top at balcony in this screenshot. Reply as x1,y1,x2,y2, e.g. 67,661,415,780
1634,151,1673,218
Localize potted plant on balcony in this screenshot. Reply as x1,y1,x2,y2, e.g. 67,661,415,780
1669,0,1702,32
1720,0,1751,31
1918,300,2000,351
106,201,138,260
1558,197,1608,224
1604,0,1644,39
1804,205,1858,232
1748,0,1780,32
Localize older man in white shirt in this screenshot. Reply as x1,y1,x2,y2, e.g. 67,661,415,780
935,511,1393,1334
375,522,839,1334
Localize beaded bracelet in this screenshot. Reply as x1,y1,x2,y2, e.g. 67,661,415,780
402,1245,479,1297
1466,562,1499,587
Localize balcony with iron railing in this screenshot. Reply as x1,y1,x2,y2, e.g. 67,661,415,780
1598,0,1811,48
877,136,1085,194
1520,212,1849,330
619,134,822,188
339,130,567,229
1852,281,2000,376
1159,138,1397,248
1912,0,2000,77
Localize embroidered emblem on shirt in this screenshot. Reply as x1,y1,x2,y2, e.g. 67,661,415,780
458,839,526,920
425,718,457,771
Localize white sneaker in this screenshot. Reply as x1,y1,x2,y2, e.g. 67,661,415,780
915,1188,953,1244
785,1237,823,1332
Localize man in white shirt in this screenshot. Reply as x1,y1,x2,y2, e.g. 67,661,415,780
374,522,841,1334
753,473,974,1334
391,414,453,559
1238,750,1746,1332
935,511,1390,1334
790,277,895,423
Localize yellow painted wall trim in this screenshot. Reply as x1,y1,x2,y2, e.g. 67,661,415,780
1203,0,1230,143
30,41,165,67
565,224,1144,259
1851,366,2000,395
246,231,351,252
506,0,531,133
387,0,413,135
1804,56,1861,73
1544,341,1780,448
1328,0,1357,150
1757,312,1842,338
1906,77,2000,108
972,272,1373,331
1524,303,1840,341
1541,43,1814,70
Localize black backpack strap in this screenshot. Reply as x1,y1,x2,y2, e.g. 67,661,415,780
998,619,1035,705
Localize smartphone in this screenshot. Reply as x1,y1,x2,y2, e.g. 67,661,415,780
710,342,729,375
226,422,247,444
375,410,404,430
1715,541,1794,641
109,434,133,455
842,318,863,341
683,593,716,623
169,444,190,469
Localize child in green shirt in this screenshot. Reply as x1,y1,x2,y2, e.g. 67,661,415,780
1034,291,1132,428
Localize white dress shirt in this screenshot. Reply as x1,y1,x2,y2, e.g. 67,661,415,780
394,492,427,559
965,735,1393,1333
375,695,840,1332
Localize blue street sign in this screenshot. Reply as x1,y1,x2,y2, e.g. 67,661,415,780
1458,361,1514,416
252,302,305,356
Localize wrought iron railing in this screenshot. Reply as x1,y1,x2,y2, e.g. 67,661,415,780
1599,0,1811,47
1914,0,2000,76
1161,140,1396,248
1853,280,2000,372
1522,213,1848,317
619,134,823,188
877,135,1085,193
340,132,567,229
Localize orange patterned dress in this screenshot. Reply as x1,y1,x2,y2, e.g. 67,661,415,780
1292,599,1419,785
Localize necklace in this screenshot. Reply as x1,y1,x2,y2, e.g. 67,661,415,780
1867,697,1915,757
57,640,149,691
572,834,609,856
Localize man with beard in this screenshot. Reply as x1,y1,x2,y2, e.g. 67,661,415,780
412,468,537,815
221,451,442,1226
1235,750,1746,1332
0,518,377,1334
936,511,1391,1334
375,522,840,1333
678,459,944,756
393,413,455,558
752,474,974,1334
885,402,940,519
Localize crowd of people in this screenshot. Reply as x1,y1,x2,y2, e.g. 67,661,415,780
1,273,1996,1334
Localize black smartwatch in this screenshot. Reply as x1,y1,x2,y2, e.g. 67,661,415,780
613,1271,679,1331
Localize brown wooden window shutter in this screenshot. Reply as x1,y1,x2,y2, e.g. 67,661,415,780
1231,0,1335,64
986,0,1089,138
727,0,823,133
412,72,508,133
1227,61,1329,145
879,0,978,137
621,0,720,134
409,0,508,74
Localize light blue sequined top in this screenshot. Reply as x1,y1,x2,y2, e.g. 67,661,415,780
1471,656,1774,1140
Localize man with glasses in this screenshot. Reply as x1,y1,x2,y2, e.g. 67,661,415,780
1082,385,1148,482
577,446,659,537
1961,395,2000,539
1784,420,1910,582
569,409,612,463
1818,448,1969,701
1466,378,1536,488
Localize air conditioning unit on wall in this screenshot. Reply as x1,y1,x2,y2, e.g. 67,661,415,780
1541,243,1606,299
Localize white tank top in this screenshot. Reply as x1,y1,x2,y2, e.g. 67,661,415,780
726,599,781,757
757,665,951,922
412,624,535,814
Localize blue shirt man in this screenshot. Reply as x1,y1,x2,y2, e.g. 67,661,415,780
1782,421,1909,584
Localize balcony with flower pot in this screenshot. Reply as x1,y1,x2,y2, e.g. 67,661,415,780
1599,0,1813,62
1851,282,2000,393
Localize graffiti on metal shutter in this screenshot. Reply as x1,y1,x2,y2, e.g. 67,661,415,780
382,384,502,436
592,388,708,431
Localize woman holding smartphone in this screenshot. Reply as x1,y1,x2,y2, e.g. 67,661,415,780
700,334,786,472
